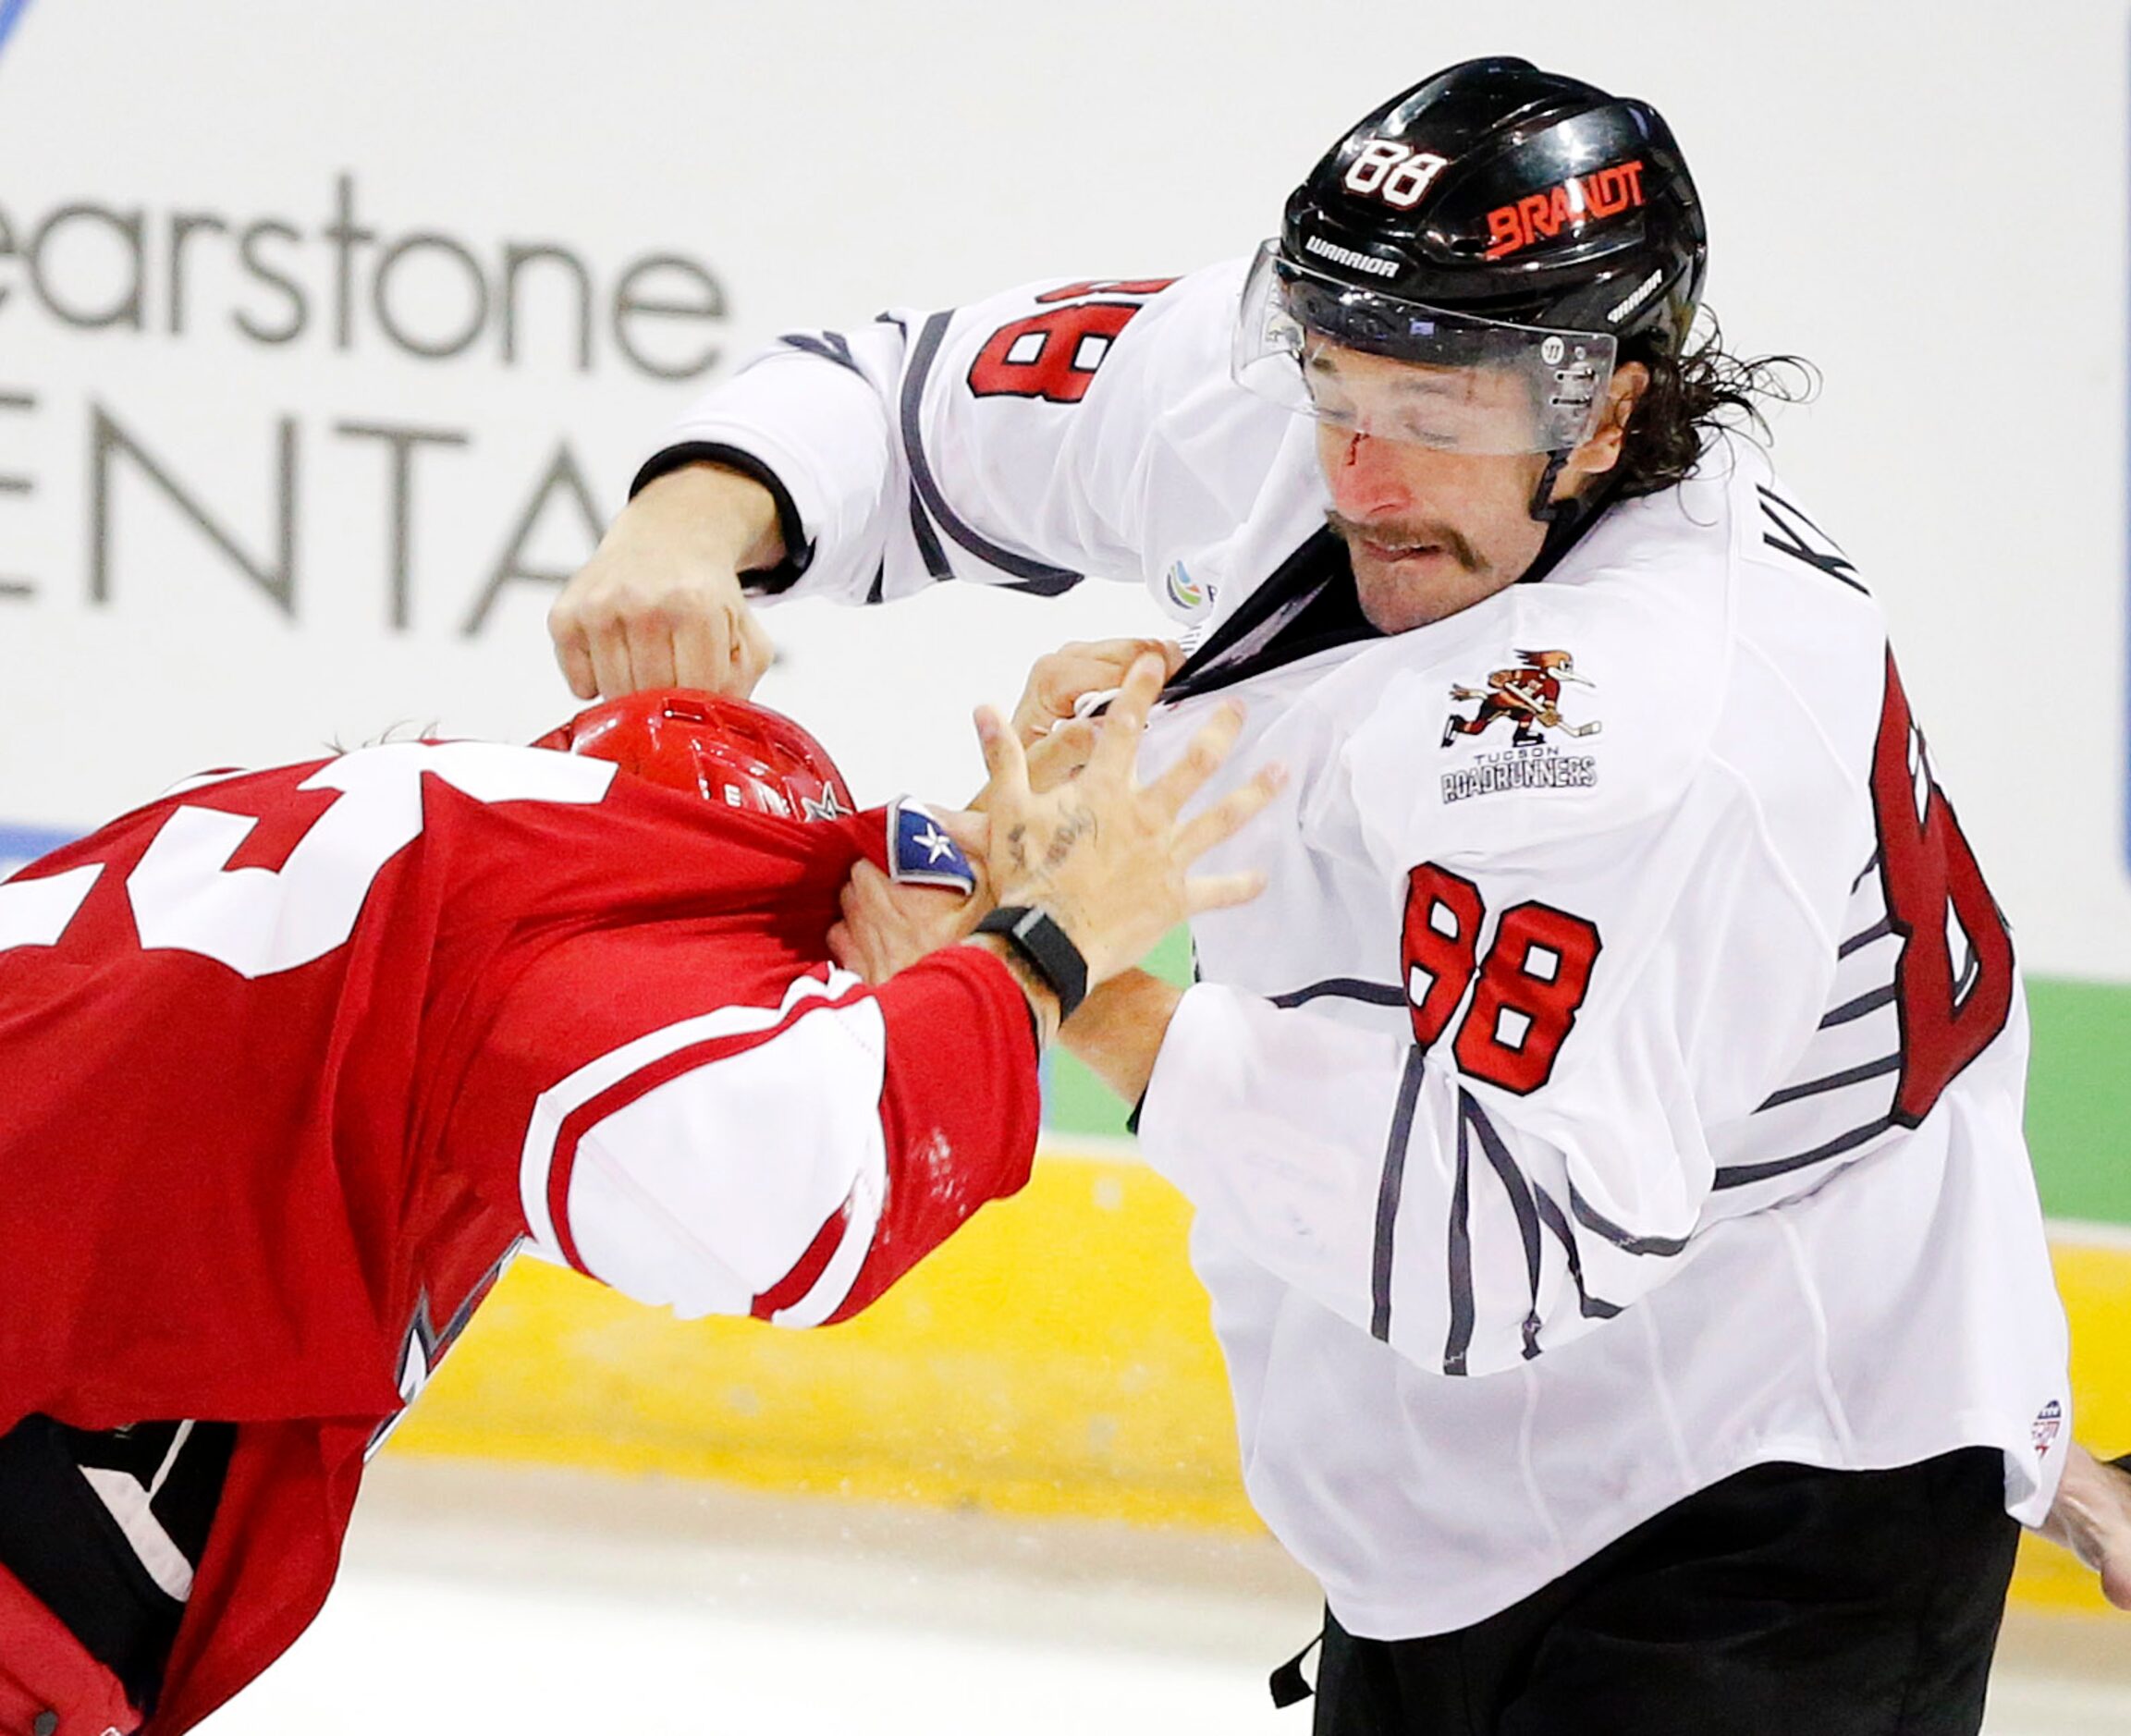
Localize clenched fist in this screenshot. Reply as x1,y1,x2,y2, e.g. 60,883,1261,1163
548,463,780,700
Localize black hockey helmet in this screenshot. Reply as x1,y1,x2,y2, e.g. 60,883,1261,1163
1234,58,1708,456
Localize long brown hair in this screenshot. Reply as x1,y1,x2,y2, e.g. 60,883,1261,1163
1612,315,1818,497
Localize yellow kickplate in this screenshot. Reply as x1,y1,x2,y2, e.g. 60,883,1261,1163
392,1152,2131,1611
393,1151,1259,1532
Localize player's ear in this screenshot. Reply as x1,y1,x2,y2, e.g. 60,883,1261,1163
1568,361,1649,480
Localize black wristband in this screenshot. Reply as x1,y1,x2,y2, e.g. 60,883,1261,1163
974,906,1089,1024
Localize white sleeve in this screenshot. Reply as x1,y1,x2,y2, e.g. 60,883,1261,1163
648,261,1292,607
515,972,892,1326
507,947,1042,1330
1137,748,1841,1378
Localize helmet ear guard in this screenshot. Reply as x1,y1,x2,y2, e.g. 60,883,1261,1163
533,689,855,822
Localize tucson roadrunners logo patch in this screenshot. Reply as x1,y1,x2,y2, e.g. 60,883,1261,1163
1443,649,1601,748
1439,649,1600,804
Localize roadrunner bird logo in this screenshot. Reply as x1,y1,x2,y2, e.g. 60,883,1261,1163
1442,649,1602,750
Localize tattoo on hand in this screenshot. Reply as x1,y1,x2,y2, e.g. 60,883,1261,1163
1044,807,1095,871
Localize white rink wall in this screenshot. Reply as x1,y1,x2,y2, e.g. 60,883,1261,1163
0,0,2125,978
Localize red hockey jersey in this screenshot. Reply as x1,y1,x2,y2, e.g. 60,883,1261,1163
0,740,1041,1732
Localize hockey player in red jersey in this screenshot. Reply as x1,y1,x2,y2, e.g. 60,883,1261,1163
0,654,1277,1736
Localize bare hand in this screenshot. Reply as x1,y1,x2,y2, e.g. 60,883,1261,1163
1020,715,1100,796
973,651,1281,986
1010,638,1185,749
548,463,780,700
2039,1444,2131,1612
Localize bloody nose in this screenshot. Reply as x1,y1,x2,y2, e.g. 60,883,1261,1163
1327,432,1411,521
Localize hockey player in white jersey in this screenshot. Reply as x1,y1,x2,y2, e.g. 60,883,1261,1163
551,57,2077,1734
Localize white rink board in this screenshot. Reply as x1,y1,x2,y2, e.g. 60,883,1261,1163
0,0,2125,978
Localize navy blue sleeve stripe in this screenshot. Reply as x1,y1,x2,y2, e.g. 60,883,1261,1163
1713,1114,1895,1190
1755,1052,1902,1112
900,312,1084,588
1269,977,1407,1010
1371,1045,1427,1347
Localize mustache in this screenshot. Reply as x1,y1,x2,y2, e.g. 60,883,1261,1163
1325,510,1482,574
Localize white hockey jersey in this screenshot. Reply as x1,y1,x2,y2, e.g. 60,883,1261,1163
651,262,2071,1637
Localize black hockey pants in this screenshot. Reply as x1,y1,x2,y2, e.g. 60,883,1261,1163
1292,1447,2019,1736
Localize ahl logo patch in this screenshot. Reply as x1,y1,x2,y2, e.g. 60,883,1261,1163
1163,558,1211,616
2032,1400,2064,1458
1439,648,1600,804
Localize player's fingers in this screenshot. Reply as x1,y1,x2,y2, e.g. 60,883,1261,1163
1013,640,1179,741
628,617,680,693
1061,638,1182,703
931,807,989,857
1086,653,1166,782
838,869,866,922
827,920,857,971
547,580,606,698
974,704,1031,806
843,858,895,909
669,608,731,694
585,615,639,701
1181,869,1269,918
732,605,776,697
553,625,600,702
1067,636,1183,683
1175,763,1287,862
839,864,900,956
1145,701,1245,817
1025,715,1099,793
1012,645,1111,741
1010,654,1078,742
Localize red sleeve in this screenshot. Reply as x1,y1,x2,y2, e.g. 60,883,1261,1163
446,923,1040,1327
816,944,1039,1323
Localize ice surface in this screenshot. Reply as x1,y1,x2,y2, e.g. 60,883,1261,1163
190,1461,2131,1736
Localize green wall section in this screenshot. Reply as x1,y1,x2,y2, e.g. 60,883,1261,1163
2025,977,2131,1226
1044,964,2131,1229
1043,928,1190,1143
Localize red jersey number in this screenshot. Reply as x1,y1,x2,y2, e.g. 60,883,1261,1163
1402,864,1602,1095
1400,863,1483,1048
1870,652,2015,1124
966,279,1176,405
0,743,612,978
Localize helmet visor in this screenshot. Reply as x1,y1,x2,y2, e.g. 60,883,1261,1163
1231,240,1617,456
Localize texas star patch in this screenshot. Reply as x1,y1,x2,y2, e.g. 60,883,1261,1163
888,798,976,894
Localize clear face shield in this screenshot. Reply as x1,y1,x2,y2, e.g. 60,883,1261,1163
1231,240,1618,456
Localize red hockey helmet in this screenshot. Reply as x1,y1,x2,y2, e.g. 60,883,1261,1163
533,689,856,823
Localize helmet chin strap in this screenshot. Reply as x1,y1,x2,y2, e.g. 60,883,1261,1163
1527,448,1574,522
1519,449,1617,584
